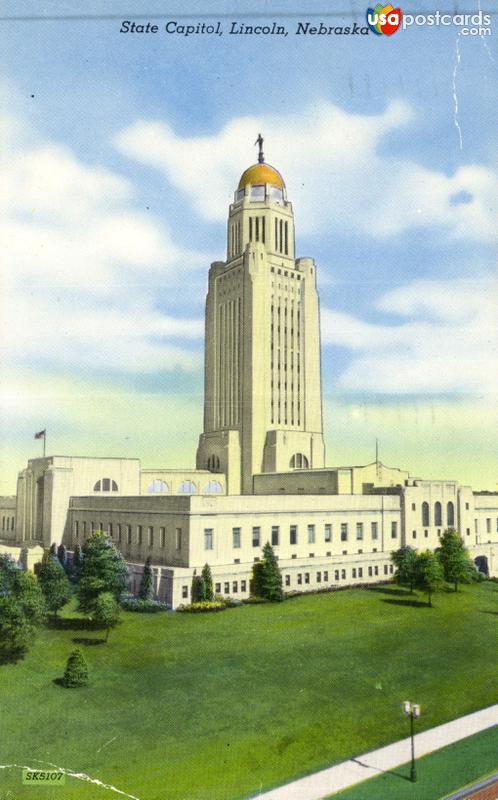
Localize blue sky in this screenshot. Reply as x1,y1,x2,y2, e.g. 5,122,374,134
1,0,497,493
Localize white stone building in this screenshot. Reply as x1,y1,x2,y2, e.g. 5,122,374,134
1,146,497,607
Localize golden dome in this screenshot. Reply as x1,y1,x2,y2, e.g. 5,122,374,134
238,162,285,191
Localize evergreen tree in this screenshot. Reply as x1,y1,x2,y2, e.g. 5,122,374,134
77,531,128,613
0,553,19,595
254,542,284,602
391,546,418,591
38,555,72,617
414,550,445,607
0,596,33,659
438,528,476,592
49,543,58,561
201,563,214,601
57,543,67,568
13,571,46,626
63,648,89,687
0,561,44,659
72,544,83,583
93,592,120,641
138,557,154,601
191,574,204,603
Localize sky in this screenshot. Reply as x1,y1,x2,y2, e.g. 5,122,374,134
1,0,497,494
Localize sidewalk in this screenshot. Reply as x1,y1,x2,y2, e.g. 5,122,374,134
252,703,498,800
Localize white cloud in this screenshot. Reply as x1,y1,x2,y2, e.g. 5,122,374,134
1,112,206,375
115,101,498,241
321,276,498,394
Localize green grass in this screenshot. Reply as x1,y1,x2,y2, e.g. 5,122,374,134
329,725,498,800
0,582,497,800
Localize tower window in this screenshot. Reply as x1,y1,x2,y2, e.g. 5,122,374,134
434,502,442,527
146,479,169,493
289,453,309,469
94,478,119,492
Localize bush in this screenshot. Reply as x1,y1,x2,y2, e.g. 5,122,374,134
176,600,226,613
62,648,88,688
121,597,168,613
241,595,270,605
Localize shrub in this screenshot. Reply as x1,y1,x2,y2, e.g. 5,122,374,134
62,648,88,688
241,595,269,605
121,597,168,613
176,600,226,613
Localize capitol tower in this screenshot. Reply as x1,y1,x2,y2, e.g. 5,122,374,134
196,138,325,494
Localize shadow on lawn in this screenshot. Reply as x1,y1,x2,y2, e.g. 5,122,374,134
479,609,498,616
48,616,99,631
367,586,414,597
381,598,429,608
72,636,105,646
351,758,412,783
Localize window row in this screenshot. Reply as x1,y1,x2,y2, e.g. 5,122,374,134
73,521,183,550
421,501,455,527
146,479,223,494
203,521,392,550
1,515,15,531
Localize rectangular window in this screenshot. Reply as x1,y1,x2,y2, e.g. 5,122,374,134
224,582,229,594
285,574,290,586
241,580,247,592
136,525,142,545
117,524,122,542
486,518,491,533
384,564,388,575
335,570,339,581
252,526,260,547
324,524,332,542
475,519,479,533
391,521,398,538
160,527,165,548
99,522,104,533
352,568,357,578
466,528,470,536
271,526,279,546
233,581,238,594
341,523,348,541
297,573,302,585
232,527,241,548
465,502,469,510
304,573,310,584
390,564,394,574
356,523,363,540
412,503,416,511
182,586,188,599
371,522,378,540
307,524,315,544
290,525,297,545
74,521,79,539
215,583,221,594
204,529,213,550
148,526,154,546
368,566,373,577
91,521,95,533
127,525,132,545
358,568,363,578
324,571,328,582
316,572,322,583
424,529,428,538
174,527,181,550
82,521,87,535
341,569,346,580
107,523,113,538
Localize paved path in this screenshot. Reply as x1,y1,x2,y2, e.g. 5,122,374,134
252,703,498,800
445,773,498,800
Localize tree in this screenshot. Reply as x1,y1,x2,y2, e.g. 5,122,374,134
252,542,284,602
38,555,72,618
57,543,67,569
0,596,33,660
138,557,153,601
391,546,418,591
77,531,128,613
201,563,214,602
93,592,120,641
414,550,445,607
13,571,46,626
71,543,83,584
438,529,476,592
49,543,58,560
191,573,204,603
63,648,89,687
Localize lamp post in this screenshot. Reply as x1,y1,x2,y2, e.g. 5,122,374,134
402,701,421,782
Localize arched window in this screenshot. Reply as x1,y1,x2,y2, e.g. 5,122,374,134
94,478,119,492
207,455,221,473
178,480,197,494
447,501,455,527
289,453,309,469
434,502,442,527
146,479,169,493
204,480,223,494
421,502,430,527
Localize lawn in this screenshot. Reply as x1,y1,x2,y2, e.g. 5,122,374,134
329,725,498,800
1,581,497,800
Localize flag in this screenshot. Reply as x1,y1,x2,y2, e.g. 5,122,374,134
34,429,46,439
